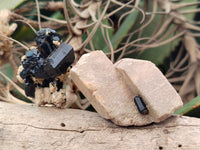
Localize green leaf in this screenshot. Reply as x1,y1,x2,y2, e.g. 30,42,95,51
126,0,198,66
13,26,35,42
137,34,180,65
179,0,199,20
0,63,32,103
12,88,32,103
103,10,139,52
129,12,180,65
0,63,14,82
0,0,25,11
74,0,82,4
51,11,65,20
89,19,113,52
174,96,200,116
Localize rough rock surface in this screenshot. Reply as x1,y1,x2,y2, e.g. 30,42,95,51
70,51,144,125
1,102,200,150
115,58,183,123
70,51,183,126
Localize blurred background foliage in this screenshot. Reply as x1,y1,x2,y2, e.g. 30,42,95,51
0,0,200,117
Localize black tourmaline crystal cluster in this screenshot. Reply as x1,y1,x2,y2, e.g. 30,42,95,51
19,28,75,97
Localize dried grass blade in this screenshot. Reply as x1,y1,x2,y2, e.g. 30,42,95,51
0,71,29,99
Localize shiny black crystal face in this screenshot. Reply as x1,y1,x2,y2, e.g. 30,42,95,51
35,28,62,58
20,28,75,98
134,96,149,115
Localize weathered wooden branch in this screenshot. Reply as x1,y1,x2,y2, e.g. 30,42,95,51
0,102,200,149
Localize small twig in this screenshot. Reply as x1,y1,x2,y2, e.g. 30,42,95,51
68,0,90,19
180,9,200,14
35,0,41,29
71,0,92,9
106,27,114,63
172,2,200,10
168,76,187,83
79,0,110,50
63,0,81,35
86,30,95,51
133,30,186,48
15,19,37,33
40,15,68,24
0,33,29,51
111,0,134,8
158,26,178,42
0,71,30,100
104,0,135,20
166,54,189,78
118,3,145,28
10,12,66,29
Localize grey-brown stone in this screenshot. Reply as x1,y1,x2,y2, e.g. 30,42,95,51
1,102,200,150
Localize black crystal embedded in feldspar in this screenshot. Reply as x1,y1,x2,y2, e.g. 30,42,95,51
25,49,37,58
20,49,41,79
134,96,149,115
35,28,62,58
24,76,35,98
19,28,75,98
21,44,74,80
45,43,75,77
42,78,54,87
56,79,63,91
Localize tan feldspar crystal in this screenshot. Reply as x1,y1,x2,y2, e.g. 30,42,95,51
70,51,183,126
115,58,183,123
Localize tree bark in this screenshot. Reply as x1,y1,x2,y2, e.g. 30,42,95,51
0,102,200,150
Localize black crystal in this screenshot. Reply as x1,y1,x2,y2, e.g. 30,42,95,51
35,28,62,58
24,76,35,97
134,96,149,115
19,28,75,98
45,43,74,78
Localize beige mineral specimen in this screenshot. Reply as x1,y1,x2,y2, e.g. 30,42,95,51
115,58,183,123
70,51,183,126
70,51,152,126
